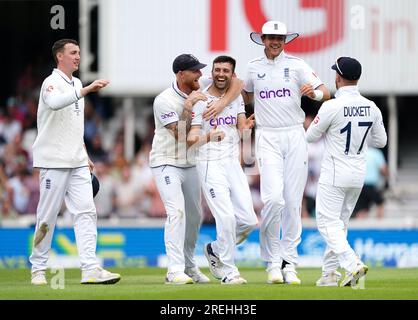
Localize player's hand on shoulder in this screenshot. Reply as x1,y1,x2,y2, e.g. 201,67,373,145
187,91,208,106
203,99,224,121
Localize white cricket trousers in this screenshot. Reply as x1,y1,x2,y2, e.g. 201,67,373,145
30,167,100,273
196,158,258,279
152,165,202,274
256,125,308,267
316,183,362,273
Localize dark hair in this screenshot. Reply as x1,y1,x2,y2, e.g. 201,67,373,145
52,39,79,64
212,55,236,73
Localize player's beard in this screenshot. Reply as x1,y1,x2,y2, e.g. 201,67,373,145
185,77,200,91
213,77,230,93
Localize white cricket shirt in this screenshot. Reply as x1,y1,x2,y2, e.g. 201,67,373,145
32,68,88,168
191,88,245,161
306,86,387,188
244,50,323,128
149,81,195,168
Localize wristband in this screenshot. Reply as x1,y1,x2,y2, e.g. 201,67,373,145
313,89,324,101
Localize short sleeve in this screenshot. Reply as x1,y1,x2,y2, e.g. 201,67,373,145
299,61,323,89
153,96,179,127
243,64,254,93
237,95,246,114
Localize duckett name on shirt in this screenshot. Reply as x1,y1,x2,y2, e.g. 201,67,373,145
259,88,291,99
209,115,237,126
343,106,371,117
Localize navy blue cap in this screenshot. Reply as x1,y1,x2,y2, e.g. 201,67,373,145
331,57,362,81
172,54,207,74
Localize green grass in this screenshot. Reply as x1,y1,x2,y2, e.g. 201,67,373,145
0,268,417,300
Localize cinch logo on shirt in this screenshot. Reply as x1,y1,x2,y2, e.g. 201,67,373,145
209,115,237,126
259,88,291,99
161,111,176,120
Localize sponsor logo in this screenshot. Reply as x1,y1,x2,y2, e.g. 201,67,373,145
284,68,290,82
161,111,176,120
46,179,51,189
209,188,216,198
259,88,291,99
164,176,170,185
209,115,237,126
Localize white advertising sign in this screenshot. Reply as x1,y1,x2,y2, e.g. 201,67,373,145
97,0,418,95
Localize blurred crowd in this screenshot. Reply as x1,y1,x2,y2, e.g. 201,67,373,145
0,64,388,223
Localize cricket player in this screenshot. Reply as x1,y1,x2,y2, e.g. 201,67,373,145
187,56,258,285
242,21,331,284
30,39,121,285
150,54,243,284
306,57,387,287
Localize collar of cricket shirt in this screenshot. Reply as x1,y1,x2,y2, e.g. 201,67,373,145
335,85,360,98
53,68,74,86
172,80,189,99
263,50,286,65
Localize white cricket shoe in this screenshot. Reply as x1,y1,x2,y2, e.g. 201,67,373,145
81,267,121,284
316,271,342,287
340,263,368,287
266,266,284,284
282,266,301,285
185,267,210,283
221,275,247,285
204,243,223,280
165,271,193,285
31,271,47,285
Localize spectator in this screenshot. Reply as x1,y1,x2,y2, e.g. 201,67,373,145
113,164,144,218
8,158,30,215
84,99,100,149
0,106,22,150
0,160,13,218
353,147,388,219
24,169,40,215
93,161,115,219
88,133,109,163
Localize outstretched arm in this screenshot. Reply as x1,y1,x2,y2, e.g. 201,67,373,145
44,79,109,110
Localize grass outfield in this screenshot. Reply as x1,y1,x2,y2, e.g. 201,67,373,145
0,267,417,300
